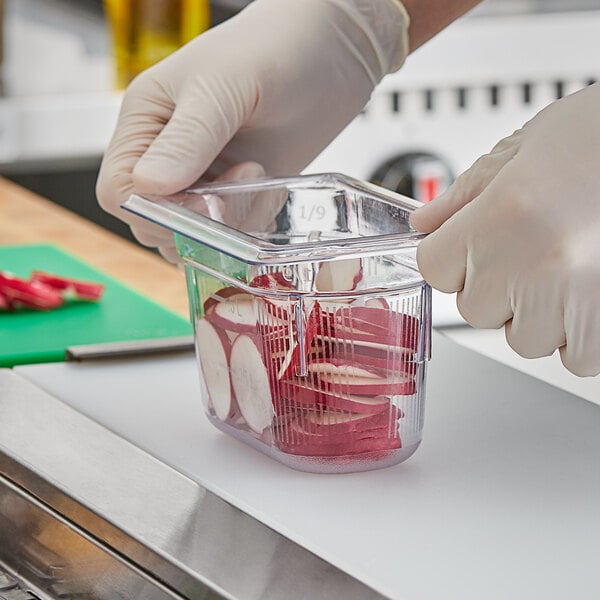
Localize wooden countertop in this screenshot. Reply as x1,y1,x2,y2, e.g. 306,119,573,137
0,177,189,317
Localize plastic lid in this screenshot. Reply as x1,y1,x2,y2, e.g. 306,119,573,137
123,173,425,265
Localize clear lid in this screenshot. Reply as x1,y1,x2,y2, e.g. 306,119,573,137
123,173,425,265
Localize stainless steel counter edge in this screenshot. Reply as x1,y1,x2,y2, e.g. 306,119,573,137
0,369,386,600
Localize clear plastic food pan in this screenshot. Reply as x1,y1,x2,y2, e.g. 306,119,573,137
124,173,431,474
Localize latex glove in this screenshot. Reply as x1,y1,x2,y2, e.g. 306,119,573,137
97,0,410,263
411,83,600,376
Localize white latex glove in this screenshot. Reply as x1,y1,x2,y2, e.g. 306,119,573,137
97,0,410,263
411,83,600,377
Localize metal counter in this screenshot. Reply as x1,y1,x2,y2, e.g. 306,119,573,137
0,370,382,600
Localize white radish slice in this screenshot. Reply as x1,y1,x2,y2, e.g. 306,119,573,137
308,361,382,379
283,382,390,414
203,286,247,315
196,319,234,421
335,307,420,351
230,335,274,433
316,371,415,396
277,435,401,456
316,334,413,355
212,295,258,331
319,299,352,313
351,297,389,309
286,419,392,444
209,294,287,334
276,302,320,380
297,407,399,434
315,258,362,292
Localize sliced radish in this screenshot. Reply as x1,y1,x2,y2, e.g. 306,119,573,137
0,272,63,310
275,421,402,456
315,334,413,356
277,434,401,456
315,370,415,396
282,382,391,414
203,286,247,315
285,419,395,445
326,347,416,374
262,297,292,323
207,293,259,333
297,406,400,434
195,319,235,421
230,335,274,433
0,290,11,310
249,272,294,290
308,360,385,380
315,258,362,292
319,299,353,313
207,292,288,335
334,307,420,350
31,271,104,301
277,302,321,380
351,297,390,309
329,323,399,345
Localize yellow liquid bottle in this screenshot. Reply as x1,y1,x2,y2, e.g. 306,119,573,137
105,0,210,89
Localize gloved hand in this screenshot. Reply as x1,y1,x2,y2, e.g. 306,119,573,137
97,0,410,263
411,83,600,376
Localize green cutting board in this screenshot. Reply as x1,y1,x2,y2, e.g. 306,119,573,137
0,244,192,367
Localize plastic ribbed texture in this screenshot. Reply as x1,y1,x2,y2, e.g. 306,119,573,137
125,173,432,473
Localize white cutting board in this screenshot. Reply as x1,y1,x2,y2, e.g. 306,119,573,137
16,331,600,600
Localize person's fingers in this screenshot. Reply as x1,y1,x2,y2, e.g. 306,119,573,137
132,73,258,197
157,245,181,265
184,162,267,225
455,260,512,328
213,161,265,183
135,162,266,263
410,129,523,234
96,78,175,229
415,204,472,294
129,226,170,248
559,293,600,377
504,285,566,359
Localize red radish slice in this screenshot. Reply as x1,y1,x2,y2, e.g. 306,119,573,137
277,302,321,380
285,419,395,445
262,297,292,322
329,321,393,341
277,434,401,456
230,335,274,433
196,319,235,421
207,294,259,333
203,286,247,315
319,299,352,313
308,360,385,379
0,290,11,310
315,334,413,356
207,293,288,334
0,272,63,310
298,406,400,434
334,307,420,350
328,348,417,374
250,272,294,290
351,297,390,309
283,382,390,414
31,272,104,301
315,258,362,292
315,371,415,396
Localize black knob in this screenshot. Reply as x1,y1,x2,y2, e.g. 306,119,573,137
370,152,453,202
